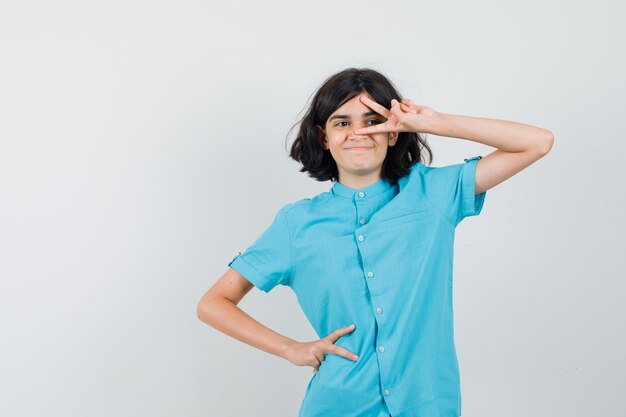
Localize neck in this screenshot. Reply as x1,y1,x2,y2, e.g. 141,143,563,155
337,170,382,190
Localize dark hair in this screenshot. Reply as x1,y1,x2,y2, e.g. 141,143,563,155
286,67,433,185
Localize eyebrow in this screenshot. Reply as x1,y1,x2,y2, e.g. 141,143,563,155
328,111,380,122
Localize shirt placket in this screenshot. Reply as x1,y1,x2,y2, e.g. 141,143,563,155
352,189,395,410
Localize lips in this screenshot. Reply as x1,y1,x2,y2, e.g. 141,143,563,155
346,146,373,150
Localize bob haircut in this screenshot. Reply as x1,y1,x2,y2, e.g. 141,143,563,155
287,67,433,186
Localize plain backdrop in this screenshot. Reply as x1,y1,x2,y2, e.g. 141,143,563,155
1,1,624,416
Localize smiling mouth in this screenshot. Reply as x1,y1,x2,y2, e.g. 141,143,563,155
346,147,373,151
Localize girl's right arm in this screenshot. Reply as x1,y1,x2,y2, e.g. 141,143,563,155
196,267,359,372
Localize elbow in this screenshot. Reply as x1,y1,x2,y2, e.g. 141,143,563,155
537,130,554,155
196,296,213,324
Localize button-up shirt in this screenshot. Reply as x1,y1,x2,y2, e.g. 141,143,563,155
227,156,487,417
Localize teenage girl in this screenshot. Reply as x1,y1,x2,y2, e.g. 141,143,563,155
197,67,554,417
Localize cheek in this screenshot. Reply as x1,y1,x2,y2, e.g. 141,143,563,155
326,134,344,147
373,135,391,146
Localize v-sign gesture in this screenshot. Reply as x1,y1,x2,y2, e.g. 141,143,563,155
354,95,440,136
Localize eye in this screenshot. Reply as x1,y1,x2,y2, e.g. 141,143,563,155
335,121,349,127
367,119,381,125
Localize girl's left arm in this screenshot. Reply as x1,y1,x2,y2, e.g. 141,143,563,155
355,95,554,196
425,113,554,195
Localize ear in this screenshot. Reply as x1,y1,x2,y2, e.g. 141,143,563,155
388,132,398,147
315,125,328,150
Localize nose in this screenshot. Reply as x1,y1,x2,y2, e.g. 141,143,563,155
348,125,369,140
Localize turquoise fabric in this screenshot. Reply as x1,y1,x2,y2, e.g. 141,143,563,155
228,156,486,417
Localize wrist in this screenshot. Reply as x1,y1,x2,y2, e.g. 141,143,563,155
421,111,446,135
279,338,297,359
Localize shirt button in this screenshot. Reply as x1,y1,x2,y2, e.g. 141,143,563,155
376,307,383,314
383,389,390,396
367,271,374,278
358,191,365,198
378,346,385,353
359,218,366,224
357,235,364,241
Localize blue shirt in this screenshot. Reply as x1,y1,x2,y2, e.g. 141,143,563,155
227,156,486,417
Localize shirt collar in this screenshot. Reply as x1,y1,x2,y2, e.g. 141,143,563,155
330,176,393,199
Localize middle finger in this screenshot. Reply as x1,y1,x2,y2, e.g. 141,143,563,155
359,95,391,119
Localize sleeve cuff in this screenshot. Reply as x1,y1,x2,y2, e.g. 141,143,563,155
227,253,275,293
461,156,487,219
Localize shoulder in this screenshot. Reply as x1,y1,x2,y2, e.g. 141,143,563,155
400,159,470,202
420,156,482,176
414,160,472,188
419,161,462,176
279,190,333,223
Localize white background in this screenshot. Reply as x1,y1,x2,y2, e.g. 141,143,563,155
1,1,624,416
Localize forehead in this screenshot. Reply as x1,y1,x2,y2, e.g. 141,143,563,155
329,92,374,116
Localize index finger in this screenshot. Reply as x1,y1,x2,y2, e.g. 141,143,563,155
327,345,359,361
359,95,391,118
353,124,391,135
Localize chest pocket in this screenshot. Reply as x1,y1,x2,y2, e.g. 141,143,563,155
376,208,431,228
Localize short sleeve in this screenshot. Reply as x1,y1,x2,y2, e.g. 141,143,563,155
227,204,293,293
422,156,487,227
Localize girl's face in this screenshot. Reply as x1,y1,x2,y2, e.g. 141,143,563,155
318,92,397,183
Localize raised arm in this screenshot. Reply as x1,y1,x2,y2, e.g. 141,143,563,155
354,95,554,195
424,113,554,195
